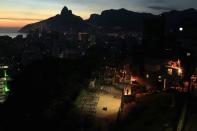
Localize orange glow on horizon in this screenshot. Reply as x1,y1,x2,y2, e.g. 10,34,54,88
0,20,39,28
0,9,89,28
0,4,90,28
0,15,88,28
0,11,45,28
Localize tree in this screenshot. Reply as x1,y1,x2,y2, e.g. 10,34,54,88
1,58,91,131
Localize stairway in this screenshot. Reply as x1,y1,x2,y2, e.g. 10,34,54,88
0,81,6,103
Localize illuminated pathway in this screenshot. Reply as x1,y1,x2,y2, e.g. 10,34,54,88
95,87,121,131
77,86,122,131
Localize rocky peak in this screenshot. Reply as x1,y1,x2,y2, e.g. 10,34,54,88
183,8,197,13
60,6,72,16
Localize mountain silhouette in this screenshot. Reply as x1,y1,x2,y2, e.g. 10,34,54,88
20,7,197,33
162,8,197,33
20,6,85,33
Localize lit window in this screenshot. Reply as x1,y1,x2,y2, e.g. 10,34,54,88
124,87,131,95
168,68,172,75
178,68,182,76
187,52,191,56
146,74,149,78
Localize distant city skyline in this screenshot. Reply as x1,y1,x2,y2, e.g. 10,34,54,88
0,0,197,28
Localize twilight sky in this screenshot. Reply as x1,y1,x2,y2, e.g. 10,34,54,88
0,0,197,28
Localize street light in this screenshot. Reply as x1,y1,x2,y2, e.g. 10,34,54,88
178,68,182,76
179,27,183,32
146,74,149,79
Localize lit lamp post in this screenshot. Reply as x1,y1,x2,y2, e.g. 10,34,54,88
3,70,9,93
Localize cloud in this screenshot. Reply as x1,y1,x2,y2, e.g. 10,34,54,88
138,0,166,5
151,0,166,3
148,6,175,10
0,17,42,21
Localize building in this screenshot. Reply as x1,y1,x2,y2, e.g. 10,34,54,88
78,32,89,42
163,59,184,90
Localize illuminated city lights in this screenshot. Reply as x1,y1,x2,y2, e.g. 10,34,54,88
178,68,182,76
179,27,183,32
187,52,191,56
168,68,173,75
146,74,149,78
